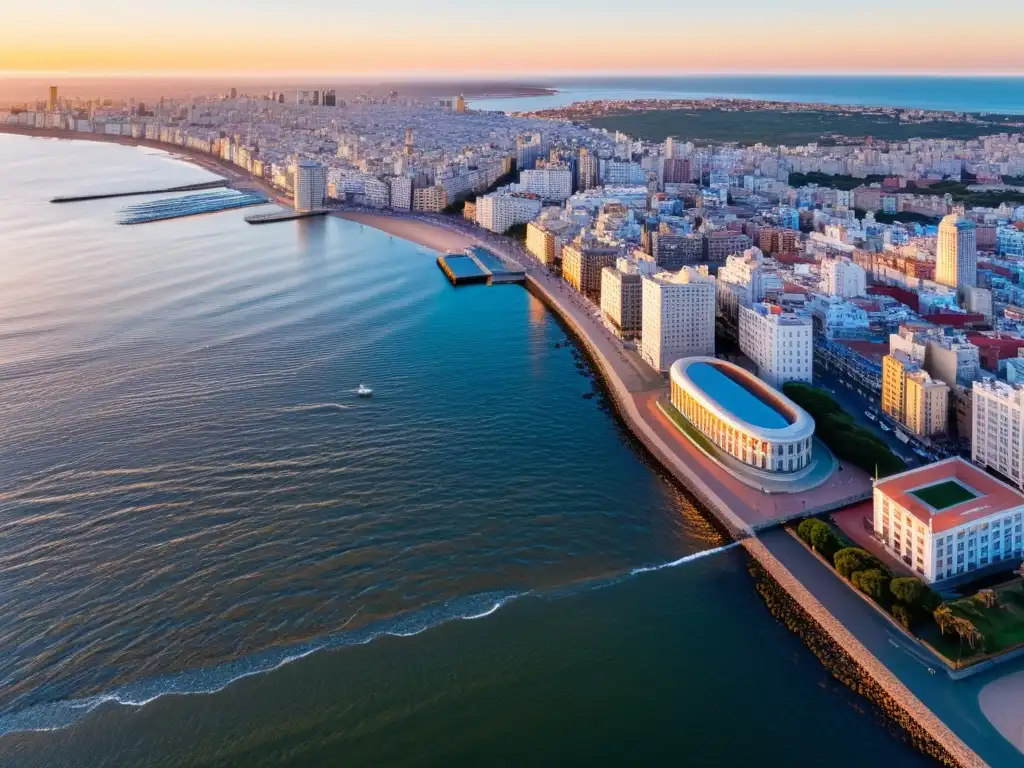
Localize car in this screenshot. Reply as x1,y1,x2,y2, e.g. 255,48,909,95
879,423,891,432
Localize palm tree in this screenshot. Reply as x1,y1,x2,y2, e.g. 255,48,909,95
934,605,955,635
976,589,999,609
954,617,984,650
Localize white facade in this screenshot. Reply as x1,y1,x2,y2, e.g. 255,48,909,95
389,176,412,210
293,161,326,212
972,378,1024,489
670,357,815,473
517,168,572,202
873,458,1024,583
935,214,978,294
640,268,716,372
601,160,646,186
475,193,542,233
818,257,866,298
716,247,783,316
738,303,813,388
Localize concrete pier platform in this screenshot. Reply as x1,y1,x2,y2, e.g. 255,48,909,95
51,180,227,203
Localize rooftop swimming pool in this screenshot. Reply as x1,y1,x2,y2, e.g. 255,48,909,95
686,362,791,430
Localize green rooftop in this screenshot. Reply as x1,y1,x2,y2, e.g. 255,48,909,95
909,480,979,511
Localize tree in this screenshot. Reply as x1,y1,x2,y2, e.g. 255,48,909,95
975,589,999,609
809,524,841,561
890,577,941,613
934,605,956,636
953,617,984,650
892,604,914,630
796,518,819,545
834,548,878,580
852,568,891,603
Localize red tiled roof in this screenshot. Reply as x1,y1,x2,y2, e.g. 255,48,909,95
875,458,1024,533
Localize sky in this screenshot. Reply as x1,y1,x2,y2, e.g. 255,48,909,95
4,0,1023,76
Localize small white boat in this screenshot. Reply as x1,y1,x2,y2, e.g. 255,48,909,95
879,422,891,432
357,384,373,397
865,410,877,421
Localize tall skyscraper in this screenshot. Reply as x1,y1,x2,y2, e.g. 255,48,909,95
935,213,977,296
577,147,598,191
293,161,326,212
455,94,466,113
323,89,337,107
229,87,237,100
47,85,58,111
404,128,414,156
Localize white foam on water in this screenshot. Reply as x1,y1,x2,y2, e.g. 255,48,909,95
0,542,738,737
629,542,741,576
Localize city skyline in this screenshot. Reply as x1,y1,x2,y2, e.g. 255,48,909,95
4,0,1024,76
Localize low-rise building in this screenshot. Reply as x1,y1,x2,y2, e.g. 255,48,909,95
873,458,1024,583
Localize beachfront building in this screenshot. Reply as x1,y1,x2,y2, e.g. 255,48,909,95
738,303,813,388
293,160,326,212
873,458,1024,583
972,378,1024,489
669,357,815,472
935,213,978,296
562,240,620,298
526,218,576,267
412,185,446,213
640,268,716,372
389,176,412,210
600,262,643,338
475,192,542,234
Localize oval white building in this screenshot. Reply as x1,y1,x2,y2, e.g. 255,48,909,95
670,357,815,473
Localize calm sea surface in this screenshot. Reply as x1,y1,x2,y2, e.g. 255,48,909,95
0,135,933,766
469,75,1024,114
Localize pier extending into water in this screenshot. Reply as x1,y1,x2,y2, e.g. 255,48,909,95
116,190,268,225
51,180,227,203
438,246,525,286
245,209,329,225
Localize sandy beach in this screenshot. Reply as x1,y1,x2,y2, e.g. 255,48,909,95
333,211,479,253
979,668,1024,754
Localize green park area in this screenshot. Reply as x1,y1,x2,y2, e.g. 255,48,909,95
794,518,1024,666
782,382,905,477
587,108,1015,147
909,480,978,511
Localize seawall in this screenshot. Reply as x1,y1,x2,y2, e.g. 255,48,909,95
523,275,987,768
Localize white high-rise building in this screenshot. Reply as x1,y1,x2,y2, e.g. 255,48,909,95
293,160,326,211
935,214,978,295
819,257,866,298
738,303,813,388
517,167,572,202
640,268,716,372
389,176,412,210
475,192,542,233
973,378,1024,489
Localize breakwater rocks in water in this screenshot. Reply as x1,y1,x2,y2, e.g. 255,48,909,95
747,544,984,768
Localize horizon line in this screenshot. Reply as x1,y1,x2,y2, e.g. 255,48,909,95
2,69,1024,80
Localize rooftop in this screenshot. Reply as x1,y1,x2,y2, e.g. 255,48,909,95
875,457,1024,533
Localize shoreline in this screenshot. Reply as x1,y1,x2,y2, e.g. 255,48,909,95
2,126,993,766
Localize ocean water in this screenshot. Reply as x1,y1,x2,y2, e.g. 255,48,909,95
469,75,1024,114
0,135,934,766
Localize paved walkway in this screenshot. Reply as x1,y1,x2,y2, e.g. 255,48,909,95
759,528,1024,767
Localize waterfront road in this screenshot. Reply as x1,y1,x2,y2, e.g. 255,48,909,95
760,527,1024,766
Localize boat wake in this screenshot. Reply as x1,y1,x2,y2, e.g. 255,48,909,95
0,543,740,737
277,402,355,413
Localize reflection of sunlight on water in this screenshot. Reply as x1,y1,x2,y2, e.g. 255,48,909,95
527,293,547,329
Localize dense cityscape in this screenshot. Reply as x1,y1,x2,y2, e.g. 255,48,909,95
7,78,1024,765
